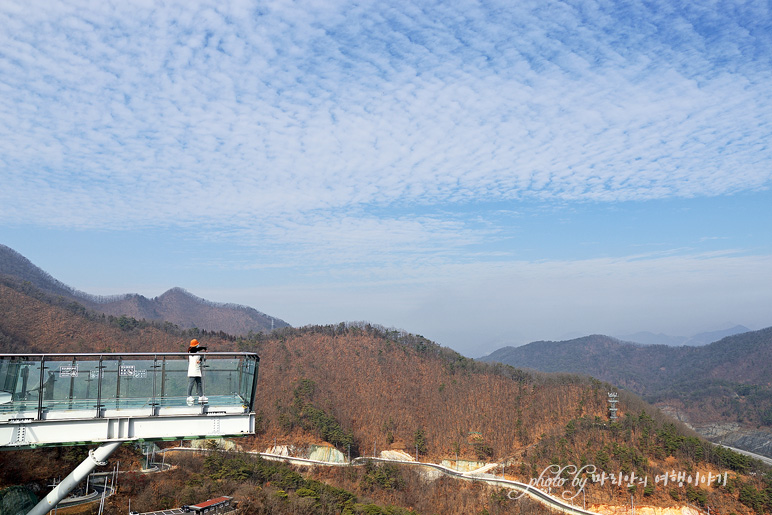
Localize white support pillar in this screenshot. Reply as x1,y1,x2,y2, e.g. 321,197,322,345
27,441,121,515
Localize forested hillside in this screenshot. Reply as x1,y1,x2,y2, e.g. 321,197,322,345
2,278,772,513
250,324,606,459
0,243,289,336
0,275,228,354
0,244,80,298
0,273,602,458
482,331,772,428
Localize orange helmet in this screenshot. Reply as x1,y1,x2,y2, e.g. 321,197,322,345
189,339,199,347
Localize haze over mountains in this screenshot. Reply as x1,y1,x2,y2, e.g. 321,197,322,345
2,243,772,513
617,325,751,347
3,240,771,441
0,244,289,336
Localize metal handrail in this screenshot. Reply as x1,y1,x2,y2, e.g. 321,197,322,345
0,352,259,358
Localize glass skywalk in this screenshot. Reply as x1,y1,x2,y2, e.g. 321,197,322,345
0,352,259,448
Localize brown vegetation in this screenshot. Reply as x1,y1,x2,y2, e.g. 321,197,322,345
250,325,608,462
1,279,771,514
0,277,236,353
481,331,772,429
88,450,559,515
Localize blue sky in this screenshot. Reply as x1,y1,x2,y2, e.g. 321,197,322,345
1,0,771,356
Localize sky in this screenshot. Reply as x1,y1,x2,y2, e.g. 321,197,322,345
1,0,771,357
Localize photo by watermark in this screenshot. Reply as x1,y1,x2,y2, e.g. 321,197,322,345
508,464,729,501
508,464,596,501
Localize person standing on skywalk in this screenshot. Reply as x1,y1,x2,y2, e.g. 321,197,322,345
187,339,208,405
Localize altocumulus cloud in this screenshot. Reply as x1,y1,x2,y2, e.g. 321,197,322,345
2,0,771,353
1,0,770,231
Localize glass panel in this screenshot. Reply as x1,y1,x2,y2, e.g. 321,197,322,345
98,357,119,410
0,358,18,393
39,357,102,412
203,357,239,399
16,360,44,412
115,359,155,409
0,357,43,413
72,358,101,410
238,357,257,406
97,357,159,411
160,356,189,406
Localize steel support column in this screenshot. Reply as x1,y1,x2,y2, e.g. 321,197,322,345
27,441,121,515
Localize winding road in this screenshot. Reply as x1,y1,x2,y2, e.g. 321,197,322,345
256,452,599,515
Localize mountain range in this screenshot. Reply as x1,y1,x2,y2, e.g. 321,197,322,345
481,330,772,458
0,244,289,336
481,331,772,395
617,325,751,346
0,244,769,514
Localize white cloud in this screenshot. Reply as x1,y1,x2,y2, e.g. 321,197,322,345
1,0,770,230
1,0,771,354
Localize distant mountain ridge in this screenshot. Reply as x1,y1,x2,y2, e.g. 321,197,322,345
617,325,751,346
481,329,772,395
481,334,687,394
617,331,688,346
0,274,764,515
92,287,288,335
0,244,289,336
480,328,772,458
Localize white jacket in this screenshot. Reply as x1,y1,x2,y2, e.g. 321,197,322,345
188,354,203,377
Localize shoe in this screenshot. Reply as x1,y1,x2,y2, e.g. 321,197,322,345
199,396,208,403
186,396,194,405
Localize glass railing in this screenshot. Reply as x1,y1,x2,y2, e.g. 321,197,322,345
0,353,259,420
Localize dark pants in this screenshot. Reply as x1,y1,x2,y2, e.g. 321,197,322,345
187,377,203,397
